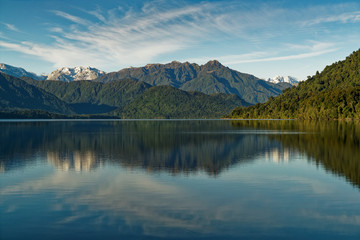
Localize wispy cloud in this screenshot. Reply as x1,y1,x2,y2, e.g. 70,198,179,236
0,1,358,72
52,10,89,25
2,23,20,32
186,51,268,65
86,9,106,23
246,49,337,63
304,11,360,25
0,2,245,69
188,42,337,66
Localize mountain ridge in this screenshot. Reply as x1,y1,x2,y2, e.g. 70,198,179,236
1,61,290,104
0,63,46,80
95,60,290,104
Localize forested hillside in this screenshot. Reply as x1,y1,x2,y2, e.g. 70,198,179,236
119,86,249,119
229,49,360,120
25,78,151,114
0,73,73,114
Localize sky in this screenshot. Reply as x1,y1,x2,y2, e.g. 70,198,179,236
0,0,359,80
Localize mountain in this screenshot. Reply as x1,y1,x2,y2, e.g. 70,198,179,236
25,78,151,114
96,60,290,104
20,76,249,118
2,61,290,105
47,66,105,82
1,62,290,104
120,85,250,119
0,60,288,119
0,63,46,80
0,73,73,114
229,49,360,120
266,76,299,85
0,64,106,82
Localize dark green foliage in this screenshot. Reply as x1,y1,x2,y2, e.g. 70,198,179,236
98,61,199,87
25,78,151,110
0,73,73,114
120,85,249,119
180,61,289,104
0,110,117,119
96,60,289,104
0,110,66,119
229,49,360,120
2,73,249,119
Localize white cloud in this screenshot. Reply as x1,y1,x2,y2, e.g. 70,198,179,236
304,11,360,25
2,23,20,32
86,9,106,23
185,51,268,65
238,49,337,64
187,42,337,66
0,2,244,70
52,10,89,25
285,41,335,52
0,1,359,74
49,27,63,33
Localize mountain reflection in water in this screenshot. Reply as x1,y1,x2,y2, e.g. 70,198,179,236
0,120,359,187
0,120,284,175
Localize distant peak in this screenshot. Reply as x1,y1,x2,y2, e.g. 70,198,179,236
0,63,46,80
144,63,161,69
204,60,223,67
266,75,299,85
206,60,221,65
46,66,105,82
202,60,223,71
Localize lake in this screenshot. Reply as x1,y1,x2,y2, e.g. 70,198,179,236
0,120,359,239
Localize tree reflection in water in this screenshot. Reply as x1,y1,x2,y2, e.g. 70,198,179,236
1,120,359,188
231,120,360,188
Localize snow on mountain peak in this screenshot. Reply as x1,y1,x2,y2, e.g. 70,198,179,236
46,66,105,82
0,63,46,80
266,75,299,85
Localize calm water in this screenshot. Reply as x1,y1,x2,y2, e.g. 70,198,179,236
0,120,360,239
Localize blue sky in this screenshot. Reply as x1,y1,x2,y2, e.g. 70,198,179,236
0,0,359,80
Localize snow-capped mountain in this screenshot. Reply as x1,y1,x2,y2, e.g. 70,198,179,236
46,66,105,82
266,76,299,85
0,63,46,80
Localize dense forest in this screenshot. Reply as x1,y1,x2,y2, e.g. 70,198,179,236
120,86,249,119
229,49,360,120
0,73,73,114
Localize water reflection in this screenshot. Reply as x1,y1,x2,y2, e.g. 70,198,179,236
47,151,101,172
0,120,359,185
1,120,360,239
265,148,291,164
0,120,282,175
230,120,360,188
